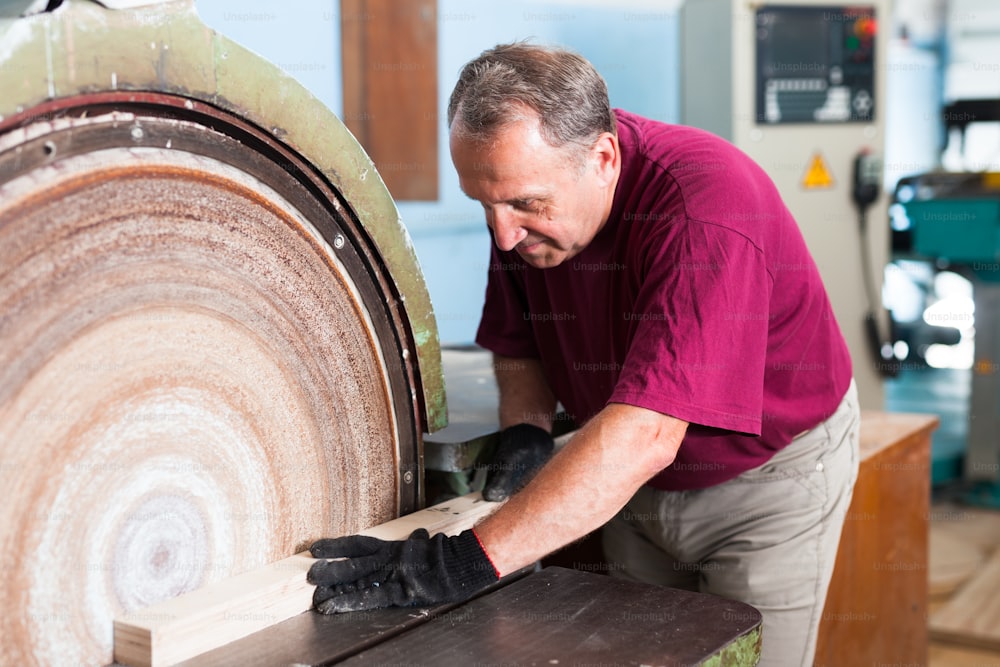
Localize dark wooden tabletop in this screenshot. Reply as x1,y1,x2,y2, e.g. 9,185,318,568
174,567,761,667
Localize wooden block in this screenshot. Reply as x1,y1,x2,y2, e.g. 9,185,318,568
929,526,985,599
930,549,1000,650
931,502,1000,554
113,492,502,667
929,640,1000,667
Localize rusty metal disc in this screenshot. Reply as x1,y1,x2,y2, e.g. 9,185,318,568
0,97,421,665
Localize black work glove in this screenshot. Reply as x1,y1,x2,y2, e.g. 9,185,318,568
307,528,499,614
482,423,555,502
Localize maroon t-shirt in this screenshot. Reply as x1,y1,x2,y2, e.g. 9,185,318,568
475,109,853,490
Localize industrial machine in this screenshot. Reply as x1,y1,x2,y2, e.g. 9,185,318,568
0,2,766,665
891,98,1000,503
0,0,446,663
680,0,894,409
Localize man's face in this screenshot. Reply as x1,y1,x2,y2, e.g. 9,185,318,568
449,114,619,269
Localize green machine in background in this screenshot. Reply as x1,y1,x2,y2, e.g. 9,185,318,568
893,100,1000,504
900,173,1000,270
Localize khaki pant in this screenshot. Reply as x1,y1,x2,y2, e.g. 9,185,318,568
603,380,860,667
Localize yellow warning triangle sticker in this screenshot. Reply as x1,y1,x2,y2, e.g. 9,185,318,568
802,153,835,189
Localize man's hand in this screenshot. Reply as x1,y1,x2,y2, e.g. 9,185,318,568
482,423,555,502
307,528,499,614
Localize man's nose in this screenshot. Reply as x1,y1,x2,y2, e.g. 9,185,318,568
488,206,527,252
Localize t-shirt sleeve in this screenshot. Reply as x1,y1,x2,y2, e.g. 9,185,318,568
609,220,770,436
474,245,539,359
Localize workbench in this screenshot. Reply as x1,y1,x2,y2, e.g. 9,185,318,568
148,347,762,666
172,567,761,666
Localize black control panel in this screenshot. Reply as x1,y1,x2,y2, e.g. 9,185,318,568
755,5,877,124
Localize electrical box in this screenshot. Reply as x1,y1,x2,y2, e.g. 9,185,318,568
680,0,892,410
755,5,877,124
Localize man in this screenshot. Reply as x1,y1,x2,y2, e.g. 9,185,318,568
307,42,859,666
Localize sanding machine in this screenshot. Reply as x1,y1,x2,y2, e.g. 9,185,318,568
0,0,443,663
0,2,763,665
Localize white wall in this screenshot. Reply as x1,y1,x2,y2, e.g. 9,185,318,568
195,1,341,112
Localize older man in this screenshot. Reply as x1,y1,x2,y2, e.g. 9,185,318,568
307,42,859,667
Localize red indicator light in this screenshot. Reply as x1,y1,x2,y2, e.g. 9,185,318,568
854,17,877,38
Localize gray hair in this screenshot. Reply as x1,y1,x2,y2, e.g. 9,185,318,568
447,42,616,158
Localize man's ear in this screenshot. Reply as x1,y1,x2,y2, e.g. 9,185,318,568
591,132,620,186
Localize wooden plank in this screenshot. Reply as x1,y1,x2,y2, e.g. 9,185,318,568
931,501,1000,553
113,492,502,667
929,526,985,599
930,642,1000,667
930,549,1000,651
172,576,525,667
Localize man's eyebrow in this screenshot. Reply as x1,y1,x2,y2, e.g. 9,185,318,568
506,192,551,205
460,191,550,206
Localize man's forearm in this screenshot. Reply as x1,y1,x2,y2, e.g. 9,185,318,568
475,402,687,576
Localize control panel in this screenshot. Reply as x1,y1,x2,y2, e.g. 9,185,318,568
755,5,877,124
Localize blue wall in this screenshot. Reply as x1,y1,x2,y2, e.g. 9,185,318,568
196,0,681,345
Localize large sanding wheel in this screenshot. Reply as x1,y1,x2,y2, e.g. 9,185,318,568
0,98,421,665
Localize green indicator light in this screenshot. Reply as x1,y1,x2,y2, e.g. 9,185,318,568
846,35,860,50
